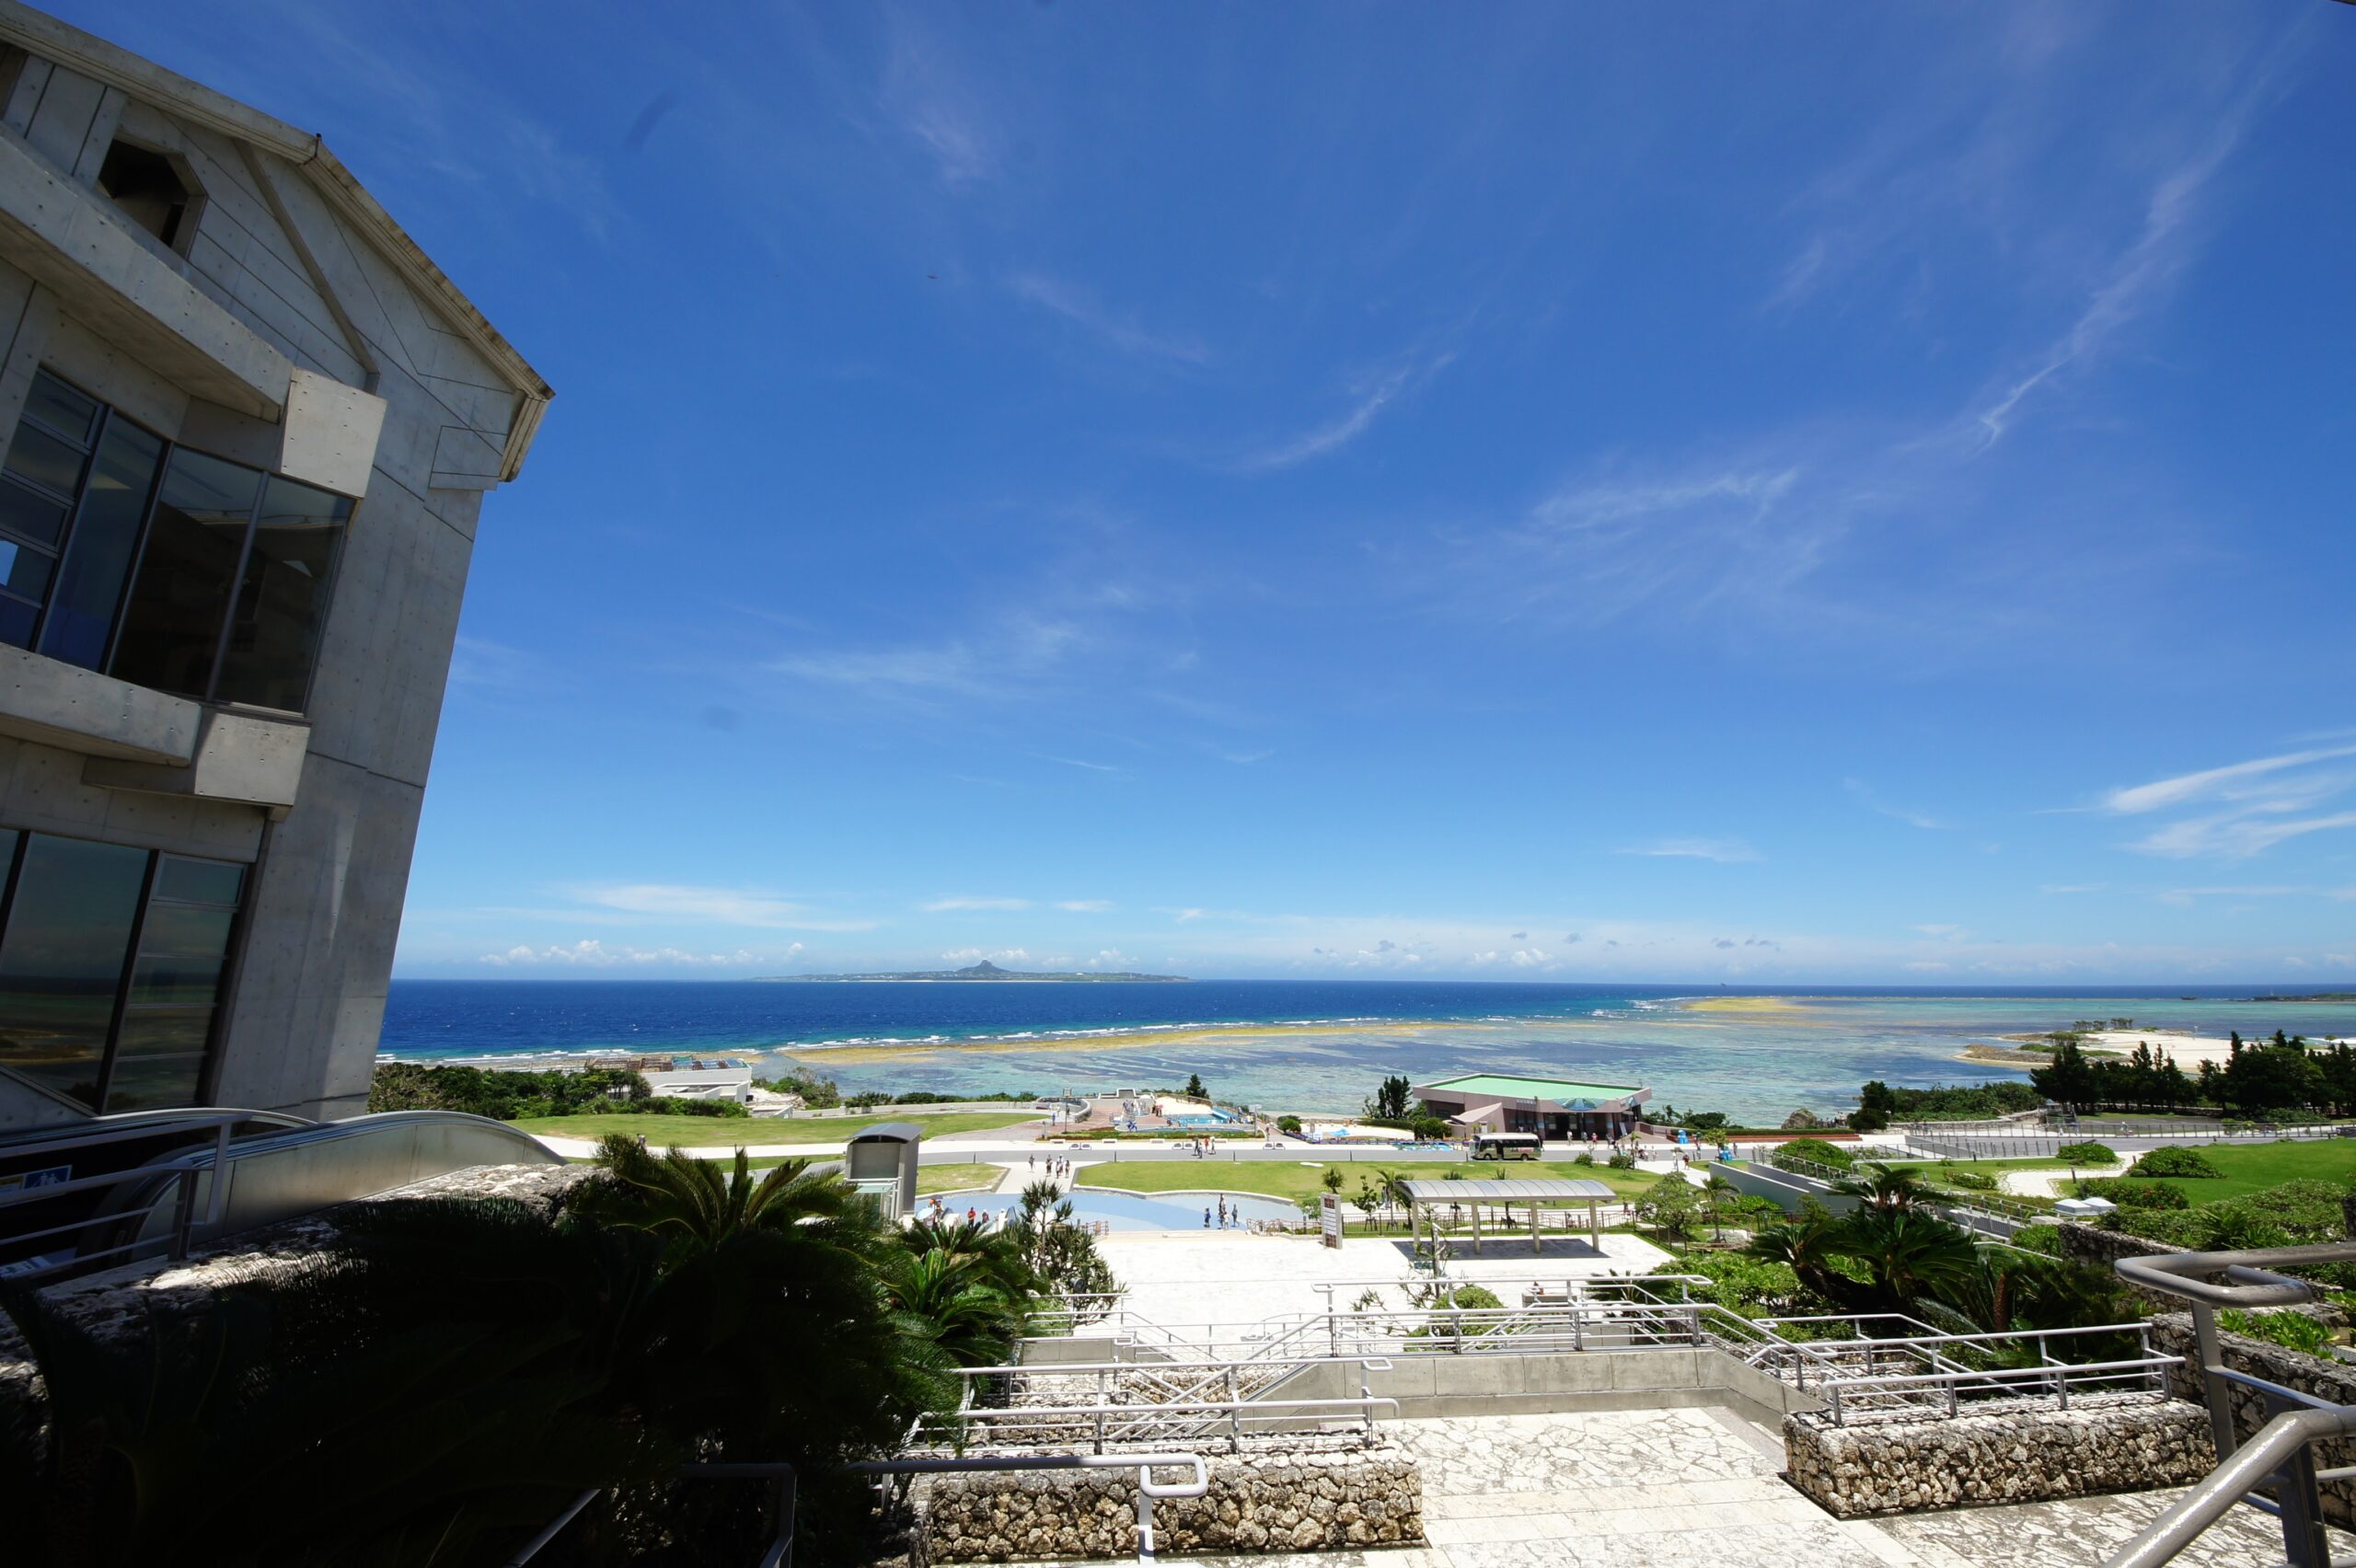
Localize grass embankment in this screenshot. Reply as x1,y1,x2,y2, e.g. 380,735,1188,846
1076,1159,1660,1203
512,1110,1040,1147
1912,1141,2356,1202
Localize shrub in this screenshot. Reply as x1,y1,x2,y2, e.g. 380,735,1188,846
1661,1251,1809,1317
1571,1150,1595,1166
1277,1114,1303,1135
1772,1137,1856,1173
2055,1142,2117,1164
2075,1178,2189,1209
1606,1149,1638,1170
1847,1108,1889,1134
2010,1223,2062,1256
2128,1146,2223,1179
2220,1309,2335,1357
1408,1285,1506,1340
368,1062,651,1121
1946,1170,1998,1191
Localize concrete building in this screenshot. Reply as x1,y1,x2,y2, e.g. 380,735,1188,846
0,4,548,1131
1413,1073,1650,1140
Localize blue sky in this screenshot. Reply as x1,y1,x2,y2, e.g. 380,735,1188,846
79,2,2356,984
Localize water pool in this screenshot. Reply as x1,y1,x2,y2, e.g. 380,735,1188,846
928,1189,1299,1231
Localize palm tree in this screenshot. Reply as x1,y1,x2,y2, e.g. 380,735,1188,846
1744,1211,1867,1312
1831,1205,1979,1315
1703,1173,1738,1241
577,1136,884,1262
1831,1162,1934,1210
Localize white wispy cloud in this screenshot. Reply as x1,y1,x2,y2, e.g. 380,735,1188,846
2157,885,2356,907
1616,837,1762,864
1969,40,2299,449
876,12,998,185
1238,355,1449,473
1845,778,1954,831
481,940,797,968
771,616,1083,701
2100,744,2356,859
1007,272,1211,364
923,896,1033,912
2101,745,2356,814
567,883,875,931
1056,900,1114,912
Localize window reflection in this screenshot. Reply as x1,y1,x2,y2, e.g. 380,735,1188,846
0,838,245,1113
0,835,148,1111
214,477,349,710
107,447,262,699
40,419,165,670
0,370,352,709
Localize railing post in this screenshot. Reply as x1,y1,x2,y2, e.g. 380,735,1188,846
169,1167,202,1262
2190,1300,2237,1463
2273,1398,2331,1568
1226,1367,1241,1449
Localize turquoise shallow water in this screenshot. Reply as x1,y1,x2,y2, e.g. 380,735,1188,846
382,982,2356,1126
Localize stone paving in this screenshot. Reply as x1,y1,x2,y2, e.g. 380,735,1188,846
1086,1231,1674,1344
1134,1408,2347,1568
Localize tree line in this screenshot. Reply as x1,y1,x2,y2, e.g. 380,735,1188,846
2032,1032,2356,1116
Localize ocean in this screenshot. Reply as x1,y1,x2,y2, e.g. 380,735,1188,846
376,981,2356,1126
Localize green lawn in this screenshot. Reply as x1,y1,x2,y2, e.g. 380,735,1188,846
511,1110,1041,1147
2122,1140,2356,1202
1076,1159,1661,1203
918,1162,1005,1194
1906,1141,2356,1203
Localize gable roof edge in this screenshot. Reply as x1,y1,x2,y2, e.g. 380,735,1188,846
0,1,551,480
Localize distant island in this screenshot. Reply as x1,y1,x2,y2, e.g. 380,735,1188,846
756,960,1189,984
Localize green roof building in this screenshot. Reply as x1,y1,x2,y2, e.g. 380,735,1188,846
1414,1073,1650,1140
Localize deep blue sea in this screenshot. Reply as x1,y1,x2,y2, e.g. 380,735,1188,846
380,980,2356,1125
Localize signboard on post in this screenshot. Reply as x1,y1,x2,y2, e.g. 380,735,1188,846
1319,1192,1343,1249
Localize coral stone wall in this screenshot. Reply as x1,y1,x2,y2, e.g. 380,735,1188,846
1783,1397,2214,1518
918,1442,1422,1562
2149,1312,2356,1528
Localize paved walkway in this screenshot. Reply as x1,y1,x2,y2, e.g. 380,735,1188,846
1087,1230,1675,1343
1140,1409,2346,1568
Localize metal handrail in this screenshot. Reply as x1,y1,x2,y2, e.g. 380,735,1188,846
0,1113,241,1277
2104,1408,2356,1568
2098,1241,2356,1568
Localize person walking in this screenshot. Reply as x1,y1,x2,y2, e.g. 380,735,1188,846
1203,1206,1212,1228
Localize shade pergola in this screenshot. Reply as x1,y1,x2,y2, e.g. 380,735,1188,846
1396,1177,1617,1255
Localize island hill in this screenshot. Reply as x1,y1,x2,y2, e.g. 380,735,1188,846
755,960,1189,984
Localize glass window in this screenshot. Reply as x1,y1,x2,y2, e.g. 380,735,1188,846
98,1048,207,1112
155,857,244,905
213,477,348,710
40,418,164,671
0,481,70,548
0,835,148,1111
106,447,260,700
20,375,98,444
0,369,349,709
1,421,89,497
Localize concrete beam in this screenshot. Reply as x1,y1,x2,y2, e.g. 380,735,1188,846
279,367,384,497
82,707,308,815
0,641,198,762
0,125,290,418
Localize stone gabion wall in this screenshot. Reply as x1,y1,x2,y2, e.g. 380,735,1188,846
917,1441,1422,1562
2149,1312,2356,1528
1783,1396,2214,1518
2054,1221,2192,1310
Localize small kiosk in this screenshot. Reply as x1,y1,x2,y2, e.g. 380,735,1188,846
845,1122,922,1220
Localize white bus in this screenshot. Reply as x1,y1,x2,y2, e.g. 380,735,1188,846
1470,1131,1542,1161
